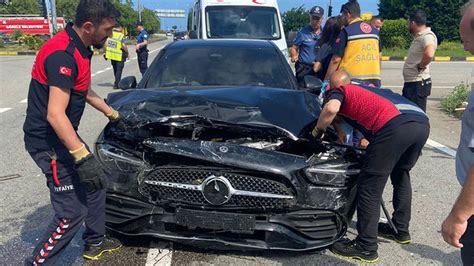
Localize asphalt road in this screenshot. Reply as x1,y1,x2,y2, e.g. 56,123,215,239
0,39,471,265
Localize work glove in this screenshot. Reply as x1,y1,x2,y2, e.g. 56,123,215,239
311,127,326,140
105,106,121,122
70,144,107,192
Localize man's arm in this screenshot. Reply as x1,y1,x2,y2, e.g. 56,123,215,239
316,99,341,130
442,164,474,248
47,86,83,151
325,31,346,80
86,89,115,116
136,39,148,49
418,45,436,71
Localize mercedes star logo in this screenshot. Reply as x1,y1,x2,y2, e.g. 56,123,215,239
202,176,232,205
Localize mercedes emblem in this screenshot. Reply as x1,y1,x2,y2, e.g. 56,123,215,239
202,176,232,205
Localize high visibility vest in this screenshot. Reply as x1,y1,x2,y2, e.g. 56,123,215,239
338,18,381,81
105,31,124,61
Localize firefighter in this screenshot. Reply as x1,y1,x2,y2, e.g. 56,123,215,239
313,70,429,262
23,1,122,263
104,25,129,89
135,21,149,76
325,0,382,87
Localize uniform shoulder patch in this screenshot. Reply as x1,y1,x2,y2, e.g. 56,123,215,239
335,38,341,44
360,22,372,34
59,66,72,77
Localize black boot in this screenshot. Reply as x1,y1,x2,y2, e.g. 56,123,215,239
331,239,379,263
83,237,122,260
378,222,412,244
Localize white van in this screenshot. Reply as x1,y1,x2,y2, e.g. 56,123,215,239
189,0,289,59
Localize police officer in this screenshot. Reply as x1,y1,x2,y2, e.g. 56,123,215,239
290,5,324,87
105,25,129,89
135,21,149,76
325,0,382,87
313,70,429,262
442,2,474,265
23,1,122,263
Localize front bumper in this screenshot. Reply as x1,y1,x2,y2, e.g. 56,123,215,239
106,193,348,251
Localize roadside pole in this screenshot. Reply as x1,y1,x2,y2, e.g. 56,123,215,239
50,0,58,33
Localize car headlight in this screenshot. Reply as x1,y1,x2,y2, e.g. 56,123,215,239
304,162,359,186
96,144,145,173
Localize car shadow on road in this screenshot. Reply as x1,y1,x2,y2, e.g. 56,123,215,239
401,243,461,265
96,82,115,88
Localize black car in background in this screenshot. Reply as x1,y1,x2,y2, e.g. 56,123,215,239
173,31,187,41
96,40,361,251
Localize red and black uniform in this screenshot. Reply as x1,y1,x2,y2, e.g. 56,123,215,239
324,84,430,251
23,23,105,265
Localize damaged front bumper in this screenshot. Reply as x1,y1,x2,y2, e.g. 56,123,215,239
97,137,358,251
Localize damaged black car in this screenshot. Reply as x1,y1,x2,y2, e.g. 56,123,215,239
96,40,362,251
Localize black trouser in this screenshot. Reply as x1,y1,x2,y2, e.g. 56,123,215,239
25,147,106,265
111,59,125,87
402,78,432,112
461,216,474,265
355,121,430,251
295,61,316,87
137,49,148,76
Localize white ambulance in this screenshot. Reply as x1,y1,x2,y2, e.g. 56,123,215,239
189,0,289,59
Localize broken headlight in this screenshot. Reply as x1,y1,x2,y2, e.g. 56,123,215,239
96,143,145,173
304,150,360,186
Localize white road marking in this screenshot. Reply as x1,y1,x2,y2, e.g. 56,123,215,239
146,242,173,266
0,108,12,113
426,138,457,157
20,98,27,103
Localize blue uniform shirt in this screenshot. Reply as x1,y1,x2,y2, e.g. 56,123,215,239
136,29,149,50
293,25,322,65
456,88,474,185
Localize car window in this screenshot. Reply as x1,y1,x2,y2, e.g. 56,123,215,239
205,6,281,40
144,46,293,89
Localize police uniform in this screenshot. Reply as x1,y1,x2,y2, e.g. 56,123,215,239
293,6,323,87
334,18,382,87
105,30,127,88
324,84,429,253
23,23,106,265
136,28,149,75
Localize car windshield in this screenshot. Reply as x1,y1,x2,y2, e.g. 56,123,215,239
144,46,292,89
206,6,281,40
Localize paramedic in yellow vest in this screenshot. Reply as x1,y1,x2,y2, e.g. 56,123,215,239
325,0,382,87
104,25,129,89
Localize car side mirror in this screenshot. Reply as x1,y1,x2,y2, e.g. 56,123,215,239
189,31,197,39
118,76,137,90
303,75,323,94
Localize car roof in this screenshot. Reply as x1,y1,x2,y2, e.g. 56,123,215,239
166,39,277,50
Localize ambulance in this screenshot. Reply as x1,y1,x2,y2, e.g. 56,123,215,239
189,0,289,60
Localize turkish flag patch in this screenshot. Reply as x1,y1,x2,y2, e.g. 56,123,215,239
59,66,72,77
360,22,372,33
335,38,341,44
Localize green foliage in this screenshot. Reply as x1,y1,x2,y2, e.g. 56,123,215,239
141,8,160,34
438,41,464,52
0,39,4,49
0,0,41,14
56,0,80,22
113,0,137,37
378,0,469,42
441,83,470,116
22,35,45,50
282,6,308,33
380,19,411,49
11,30,24,41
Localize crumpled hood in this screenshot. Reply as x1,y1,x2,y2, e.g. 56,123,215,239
106,87,321,139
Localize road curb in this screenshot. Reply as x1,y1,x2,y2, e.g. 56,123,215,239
382,56,474,61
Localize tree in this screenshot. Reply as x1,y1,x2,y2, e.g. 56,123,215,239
141,8,160,34
56,0,79,22
378,0,469,42
172,25,178,31
0,0,41,14
282,6,308,33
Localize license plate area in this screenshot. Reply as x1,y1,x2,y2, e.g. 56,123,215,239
176,208,256,234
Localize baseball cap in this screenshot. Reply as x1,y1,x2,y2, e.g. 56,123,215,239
310,6,324,17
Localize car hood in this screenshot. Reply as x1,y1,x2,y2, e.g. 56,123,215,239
107,87,321,140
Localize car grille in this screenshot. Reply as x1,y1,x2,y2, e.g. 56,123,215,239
139,167,296,209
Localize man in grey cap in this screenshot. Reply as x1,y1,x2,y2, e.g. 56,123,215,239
290,5,324,87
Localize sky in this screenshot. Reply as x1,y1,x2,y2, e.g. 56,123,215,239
134,0,380,31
